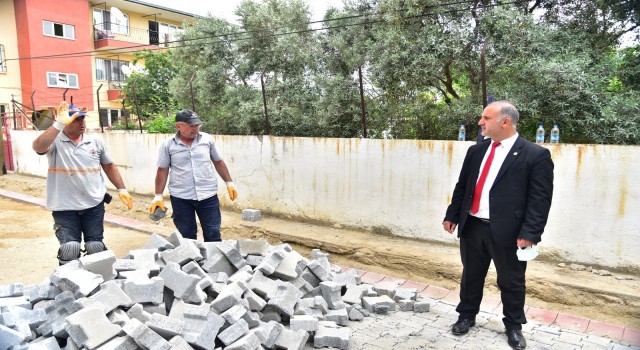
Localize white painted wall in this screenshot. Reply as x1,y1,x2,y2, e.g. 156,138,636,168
8,130,640,270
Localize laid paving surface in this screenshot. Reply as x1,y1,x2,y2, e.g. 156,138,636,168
1,188,639,350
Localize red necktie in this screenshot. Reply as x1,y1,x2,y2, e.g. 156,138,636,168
471,141,501,215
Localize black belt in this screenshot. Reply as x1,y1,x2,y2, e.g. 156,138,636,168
469,215,490,224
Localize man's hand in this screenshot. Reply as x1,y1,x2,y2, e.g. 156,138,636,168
443,220,457,234
149,194,166,214
53,101,79,131
118,189,133,210
226,182,238,201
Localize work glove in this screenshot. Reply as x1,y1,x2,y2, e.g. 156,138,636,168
149,194,166,215
226,182,238,201
118,189,133,210
53,101,79,131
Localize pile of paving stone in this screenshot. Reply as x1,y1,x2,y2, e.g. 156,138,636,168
0,233,431,350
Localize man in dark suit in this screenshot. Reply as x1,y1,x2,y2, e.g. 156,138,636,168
443,101,554,350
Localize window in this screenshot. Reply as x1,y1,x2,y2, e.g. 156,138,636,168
0,45,5,73
43,20,75,39
96,58,128,82
93,8,129,35
47,72,78,88
159,23,183,45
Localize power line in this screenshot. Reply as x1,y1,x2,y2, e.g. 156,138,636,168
5,0,529,62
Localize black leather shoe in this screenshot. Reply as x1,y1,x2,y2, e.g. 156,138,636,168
506,329,526,349
451,318,475,335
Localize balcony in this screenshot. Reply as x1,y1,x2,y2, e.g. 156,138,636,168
93,24,178,51
106,82,123,101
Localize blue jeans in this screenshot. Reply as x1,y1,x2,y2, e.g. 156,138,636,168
170,195,221,242
52,203,105,244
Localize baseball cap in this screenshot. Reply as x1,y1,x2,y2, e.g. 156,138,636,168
175,109,203,125
68,105,87,117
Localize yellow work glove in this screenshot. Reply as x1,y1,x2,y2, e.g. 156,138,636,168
118,189,133,210
226,182,238,201
53,101,79,131
149,194,166,215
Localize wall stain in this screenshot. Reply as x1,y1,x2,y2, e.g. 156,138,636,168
618,176,627,218
446,142,454,167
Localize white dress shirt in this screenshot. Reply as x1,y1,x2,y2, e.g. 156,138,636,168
473,133,519,219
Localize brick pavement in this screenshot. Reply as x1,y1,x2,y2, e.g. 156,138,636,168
1,188,639,349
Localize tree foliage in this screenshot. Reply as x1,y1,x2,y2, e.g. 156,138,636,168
138,0,639,144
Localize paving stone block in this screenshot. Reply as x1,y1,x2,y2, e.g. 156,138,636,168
314,321,350,350
320,281,345,310
398,299,414,311
122,276,164,305
221,304,248,325
325,308,349,326
362,295,396,313
342,285,370,305
65,303,121,349
146,313,185,339
0,323,25,349
211,282,247,313
79,250,117,282
245,254,264,267
126,303,152,324
267,282,304,317
332,269,361,287
348,306,364,321
106,308,130,327
393,288,418,302
290,315,319,332
256,249,286,276
308,259,333,282
122,317,172,350
168,335,195,350
241,209,262,222
75,281,133,313
182,311,225,350
143,233,175,251
127,249,163,276
158,262,202,301
248,270,281,301
216,241,247,270
414,300,431,313
373,281,401,298
218,318,250,346
160,240,203,266
24,282,60,304
94,335,138,349
273,327,309,350
272,250,306,281
0,283,24,298
243,288,267,312
50,267,103,299
238,238,269,256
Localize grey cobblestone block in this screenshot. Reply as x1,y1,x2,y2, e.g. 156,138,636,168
158,262,202,301
348,306,364,321
50,265,103,299
267,282,304,317
0,283,24,298
308,259,333,282
290,315,319,332
332,269,361,287
393,288,417,302
325,308,349,326
362,295,396,313
217,241,248,270
211,282,247,313
122,276,164,305
182,311,224,350
413,300,430,313
113,259,138,273
168,335,195,350
160,240,203,266
75,281,133,313
320,281,345,310
0,323,25,349
256,249,285,276
238,238,269,256
221,304,248,324
342,285,370,305
126,303,152,324
127,249,163,276
245,254,264,267
106,308,130,327
372,281,400,298
241,209,262,222
314,321,350,350
218,318,250,346
248,270,281,301
145,313,185,339
122,317,171,350
79,250,117,282
93,335,138,349
243,288,267,312
398,299,414,312
65,303,121,349
273,250,306,281
274,327,309,350
142,233,174,251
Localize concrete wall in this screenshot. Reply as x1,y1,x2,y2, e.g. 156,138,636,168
8,130,640,271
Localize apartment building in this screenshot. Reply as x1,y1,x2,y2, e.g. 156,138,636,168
0,0,196,130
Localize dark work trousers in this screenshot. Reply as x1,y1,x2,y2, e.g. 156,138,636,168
456,215,528,330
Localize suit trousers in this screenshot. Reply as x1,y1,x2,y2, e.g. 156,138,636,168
456,215,528,330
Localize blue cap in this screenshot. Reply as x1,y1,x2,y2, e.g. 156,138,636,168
68,105,87,117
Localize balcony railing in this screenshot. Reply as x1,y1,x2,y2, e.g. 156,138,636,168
93,24,179,48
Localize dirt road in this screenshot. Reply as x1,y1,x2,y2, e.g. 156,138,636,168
0,173,638,329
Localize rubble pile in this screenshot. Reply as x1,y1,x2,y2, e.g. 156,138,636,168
0,233,430,350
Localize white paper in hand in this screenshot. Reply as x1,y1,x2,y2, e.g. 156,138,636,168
516,246,539,261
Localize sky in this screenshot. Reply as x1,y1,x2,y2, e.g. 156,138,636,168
147,0,344,23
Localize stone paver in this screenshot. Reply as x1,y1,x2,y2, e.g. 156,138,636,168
1,189,639,350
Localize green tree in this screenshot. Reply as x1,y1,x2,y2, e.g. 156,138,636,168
121,50,178,120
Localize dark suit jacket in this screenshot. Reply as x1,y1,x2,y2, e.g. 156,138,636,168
444,136,554,246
